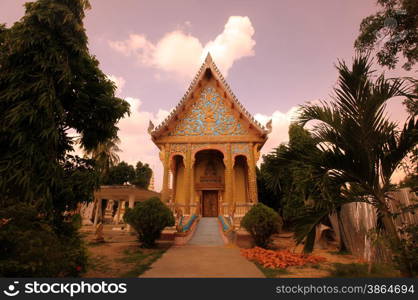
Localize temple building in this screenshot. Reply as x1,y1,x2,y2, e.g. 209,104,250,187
149,53,271,217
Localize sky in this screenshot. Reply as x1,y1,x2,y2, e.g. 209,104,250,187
1,0,415,189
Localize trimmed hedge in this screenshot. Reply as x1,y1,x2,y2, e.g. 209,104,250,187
124,197,174,248
240,203,283,248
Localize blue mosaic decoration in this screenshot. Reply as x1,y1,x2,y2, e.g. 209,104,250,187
170,86,248,136
231,143,249,154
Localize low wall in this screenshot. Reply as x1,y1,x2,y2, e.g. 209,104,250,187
174,216,200,245
235,229,255,249
217,216,254,248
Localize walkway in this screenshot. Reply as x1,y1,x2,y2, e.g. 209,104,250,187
141,217,263,278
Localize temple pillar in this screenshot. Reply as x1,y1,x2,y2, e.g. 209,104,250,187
161,144,171,202
183,144,192,214
189,156,195,215
171,158,177,203
127,194,135,232
224,143,233,205
247,143,258,203
116,200,125,223
114,200,121,224
93,197,101,226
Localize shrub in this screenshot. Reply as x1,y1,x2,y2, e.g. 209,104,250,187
124,197,175,248
394,224,418,276
330,263,397,278
241,203,283,248
0,203,87,277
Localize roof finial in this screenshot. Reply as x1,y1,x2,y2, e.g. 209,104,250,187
205,52,213,63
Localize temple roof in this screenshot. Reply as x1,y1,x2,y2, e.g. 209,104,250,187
149,53,271,139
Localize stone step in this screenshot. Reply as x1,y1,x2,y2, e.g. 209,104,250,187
188,217,224,246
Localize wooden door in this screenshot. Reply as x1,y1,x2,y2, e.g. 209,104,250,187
202,191,218,217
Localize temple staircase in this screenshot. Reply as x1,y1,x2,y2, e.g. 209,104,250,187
188,217,224,246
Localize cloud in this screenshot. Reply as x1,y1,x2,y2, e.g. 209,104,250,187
108,16,255,81
107,74,126,96
116,97,169,191
255,107,300,160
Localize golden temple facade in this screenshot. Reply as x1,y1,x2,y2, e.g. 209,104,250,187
149,53,271,217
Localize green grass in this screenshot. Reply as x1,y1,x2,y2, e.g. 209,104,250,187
118,248,168,277
87,255,111,273
329,263,399,278
254,262,291,278
86,241,106,247
330,249,352,255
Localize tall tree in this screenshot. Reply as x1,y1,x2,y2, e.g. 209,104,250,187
0,0,129,276
355,0,418,71
105,162,135,185
0,0,129,210
132,161,153,189
84,136,121,180
298,55,417,276
259,125,322,226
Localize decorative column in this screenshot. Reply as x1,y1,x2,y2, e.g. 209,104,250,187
183,144,192,214
93,197,101,226
118,200,126,223
189,154,195,215
127,194,135,232
247,142,258,203
170,158,177,204
224,143,234,205
161,144,171,202
114,200,122,224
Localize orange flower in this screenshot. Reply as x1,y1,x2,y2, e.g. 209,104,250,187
241,247,326,269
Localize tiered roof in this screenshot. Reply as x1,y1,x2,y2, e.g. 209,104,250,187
149,53,271,138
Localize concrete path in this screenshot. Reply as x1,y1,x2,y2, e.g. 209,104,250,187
188,217,224,246
140,245,263,277
141,218,263,278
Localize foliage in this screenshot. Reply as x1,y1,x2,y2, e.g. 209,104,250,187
402,78,418,117
403,97,418,116
0,203,87,277
256,167,280,212
132,161,153,189
0,0,129,276
84,137,121,179
240,203,283,248
355,0,418,70
330,263,397,278
393,224,418,276
257,124,347,253
123,197,175,248
254,262,290,278
398,149,418,191
298,54,417,275
118,248,167,277
259,125,325,228
0,0,129,209
105,161,135,185
104,161,153,188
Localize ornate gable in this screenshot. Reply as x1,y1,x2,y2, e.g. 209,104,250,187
169,86,247,136
150,53,271,143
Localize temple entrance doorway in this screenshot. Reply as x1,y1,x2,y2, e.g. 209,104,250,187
202,190,218,217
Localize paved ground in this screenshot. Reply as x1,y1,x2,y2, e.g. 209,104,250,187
141,217,264,278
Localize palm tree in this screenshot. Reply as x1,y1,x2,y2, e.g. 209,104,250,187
84,136,121,179
297,55,417,276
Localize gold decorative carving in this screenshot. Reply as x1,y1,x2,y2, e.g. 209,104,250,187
170,86,248,136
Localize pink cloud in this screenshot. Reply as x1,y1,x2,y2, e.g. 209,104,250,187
108,16,256,82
